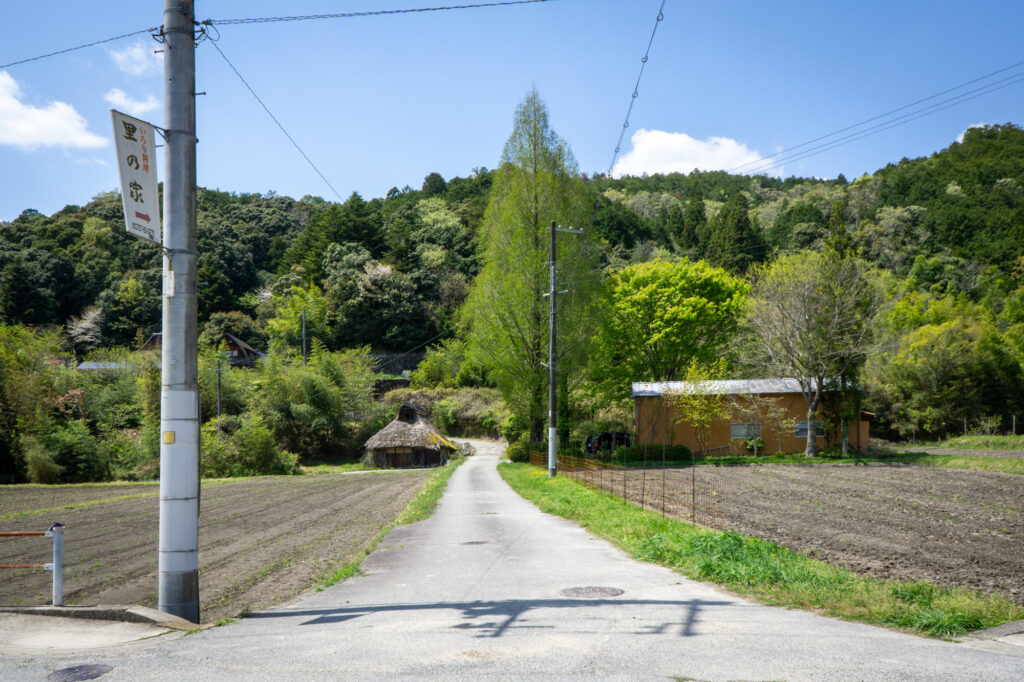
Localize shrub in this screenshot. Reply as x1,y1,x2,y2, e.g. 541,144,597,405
613,443,692,464
21,434,63,483
501,413,527,443
201,414,299,478
44,419,110,482
505,441,530,463
383,387,508,438
252,348,375,460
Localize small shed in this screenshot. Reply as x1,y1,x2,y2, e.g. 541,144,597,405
363,403,455,468
141,332,266,367
217,332,267,367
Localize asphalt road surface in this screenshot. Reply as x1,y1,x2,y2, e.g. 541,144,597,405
2,440,1022,680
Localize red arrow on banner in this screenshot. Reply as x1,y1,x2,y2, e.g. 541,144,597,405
135,211,151,223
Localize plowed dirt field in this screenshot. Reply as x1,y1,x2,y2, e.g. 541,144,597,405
565,462,1024,605
0,470,432,623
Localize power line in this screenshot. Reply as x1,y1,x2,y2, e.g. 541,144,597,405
730,56,1024,176
203,0,558,26
206,37,345,203
376,329,452,371
0,27,156,70
742,71,1024,176
608,1,666,176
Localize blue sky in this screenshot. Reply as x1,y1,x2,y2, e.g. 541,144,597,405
2,1,1022,221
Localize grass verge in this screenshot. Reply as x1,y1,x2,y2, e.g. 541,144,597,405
935,434,1024,450
300,461,379,475
876,451,1024,475
607,450,1024,476
318,455,465,588
498,461,1023,638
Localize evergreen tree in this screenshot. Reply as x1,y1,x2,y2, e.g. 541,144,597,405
280,192,383,279
826,199,853,257
0,259,53,325
705,194,766,273
462,89,601,441
681,193,705,249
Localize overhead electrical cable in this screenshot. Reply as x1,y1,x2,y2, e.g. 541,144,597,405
207,37,345,203
376,329,453,371
608,0,666,176
729,56,1024,176
741,71,1024,176
0,27,156,70
203,0,557,26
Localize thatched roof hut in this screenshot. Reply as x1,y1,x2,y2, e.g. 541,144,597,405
363,403,455,468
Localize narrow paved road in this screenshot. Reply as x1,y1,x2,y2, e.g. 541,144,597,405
4,441,1023,680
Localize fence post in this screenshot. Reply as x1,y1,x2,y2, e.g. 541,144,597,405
46,522,64,606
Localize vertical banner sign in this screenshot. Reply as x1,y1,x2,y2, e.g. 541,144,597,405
111,110,161,244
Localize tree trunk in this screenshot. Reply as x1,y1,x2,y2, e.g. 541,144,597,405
840,377,851,456
529,415,544,444
529,385,544,443
805,397,821,457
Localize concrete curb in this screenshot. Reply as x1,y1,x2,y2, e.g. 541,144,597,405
965,619,1024,641
0,605,196,630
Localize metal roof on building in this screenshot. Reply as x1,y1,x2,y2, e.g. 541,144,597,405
631,378,824,397
77,361,129,371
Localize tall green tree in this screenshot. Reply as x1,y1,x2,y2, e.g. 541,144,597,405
461,89,601,441
592,258,748,402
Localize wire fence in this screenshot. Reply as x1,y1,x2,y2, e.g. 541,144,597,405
528,450,724,528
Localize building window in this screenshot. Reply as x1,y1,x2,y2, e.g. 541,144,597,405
730,423,761,439
795,421,827,438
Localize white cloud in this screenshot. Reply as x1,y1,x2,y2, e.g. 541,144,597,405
72,156,110,166
956,122,988,143
104,88,159,117
612,128,773,177
0,72,107,150
107,41,162,77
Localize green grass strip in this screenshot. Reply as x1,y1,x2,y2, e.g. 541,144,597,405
0,491,160,521
299,461,380,475
882,452,1024,475
319,456,466,588
936,435,1024,450
0,476,255,521
498,461,1023,639
613,451,1024,476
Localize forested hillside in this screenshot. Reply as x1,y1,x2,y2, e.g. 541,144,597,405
2,120,1022,482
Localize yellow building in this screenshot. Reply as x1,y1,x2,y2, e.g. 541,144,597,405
632,379,870,455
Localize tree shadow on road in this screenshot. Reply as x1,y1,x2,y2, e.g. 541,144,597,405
244,596,734,638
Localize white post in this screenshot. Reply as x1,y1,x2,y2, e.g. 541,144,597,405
159,0,200,624
46,523,64,607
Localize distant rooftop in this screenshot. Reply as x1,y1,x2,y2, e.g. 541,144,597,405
77,361,129,371
631,378,827,397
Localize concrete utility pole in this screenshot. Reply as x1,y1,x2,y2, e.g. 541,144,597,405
547,221,583,479
158,0,200,623
548,221,557,478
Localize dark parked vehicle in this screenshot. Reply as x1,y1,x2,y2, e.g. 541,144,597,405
585,432,632,454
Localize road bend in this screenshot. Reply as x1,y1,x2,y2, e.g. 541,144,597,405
2,440,1022,680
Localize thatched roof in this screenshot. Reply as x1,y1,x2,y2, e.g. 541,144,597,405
364,403,456,452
